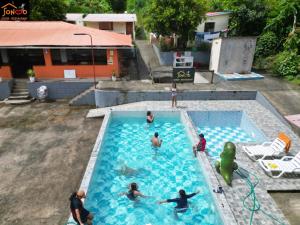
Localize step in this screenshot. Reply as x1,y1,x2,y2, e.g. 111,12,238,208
4,99,33,105
8,95,30,100
11,92,29,96
13,88,28,92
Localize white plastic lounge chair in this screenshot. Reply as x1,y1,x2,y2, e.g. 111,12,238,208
242,138,286,161
258,152,300,178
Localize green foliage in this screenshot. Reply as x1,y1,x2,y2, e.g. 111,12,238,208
30,0,68,20
196,42,211,52
227,0,268,36
284,31,300,53
255,31,278,57
265,0,299,45
135,26,146,40
68,0,112,13
110,0,127,13
272,51,300,77
144,0,206,49
159,38,173,52
26,69,35,77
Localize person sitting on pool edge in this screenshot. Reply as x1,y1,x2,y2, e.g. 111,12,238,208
69,190,93,225
146,111,154,123
193,133,206,157
158,189,200,216
152,132,162,147
119,182,147,201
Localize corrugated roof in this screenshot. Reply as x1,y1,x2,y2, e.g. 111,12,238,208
0,21,132,48
206,12,231,17
66,13,84,21
83,14,137,22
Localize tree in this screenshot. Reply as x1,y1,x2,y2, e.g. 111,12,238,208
226,0,268,36
68,0,112,13
144,0,206,49
30,0,68,20
110,0,127,13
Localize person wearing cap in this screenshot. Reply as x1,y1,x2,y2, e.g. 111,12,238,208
69,190,93,225
193,133,206,157
151,132,163,147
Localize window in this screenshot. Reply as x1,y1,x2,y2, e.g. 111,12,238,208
204,22,215,32
51,49,107,65
99,22,113,30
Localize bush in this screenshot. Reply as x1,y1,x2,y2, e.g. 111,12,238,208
135,26,147,40
255,31,278,58
272,51,300,77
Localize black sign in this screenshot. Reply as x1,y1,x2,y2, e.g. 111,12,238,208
0,0,29,21
173,67,195,82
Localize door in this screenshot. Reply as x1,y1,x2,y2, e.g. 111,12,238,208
126,22,133,37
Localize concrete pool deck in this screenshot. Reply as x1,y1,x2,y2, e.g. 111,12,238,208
85,100,300,225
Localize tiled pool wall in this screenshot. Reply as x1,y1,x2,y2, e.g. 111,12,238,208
188,110,267,143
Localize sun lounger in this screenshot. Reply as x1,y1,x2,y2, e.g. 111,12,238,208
258,152,300,178
242,138,286,161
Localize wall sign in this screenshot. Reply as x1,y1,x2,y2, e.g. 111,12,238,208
0,0,29,21
64,70,76,79
173,68,195,82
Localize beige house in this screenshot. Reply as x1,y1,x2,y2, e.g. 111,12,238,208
83,14,137,40
65,13,85,26
197,12,231,33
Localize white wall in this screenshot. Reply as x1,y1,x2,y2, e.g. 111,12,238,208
113,22,126,34
209,38,222,71
197,15,230,32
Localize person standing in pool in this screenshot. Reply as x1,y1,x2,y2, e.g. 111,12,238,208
151,132,163,147
119,182,147,201
146,111,154,123
158,189,200,216
193,133,206,157
171,82,177,108
70,190,93,225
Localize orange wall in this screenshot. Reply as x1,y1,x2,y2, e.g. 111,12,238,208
34,49,120,79
0,66,12,79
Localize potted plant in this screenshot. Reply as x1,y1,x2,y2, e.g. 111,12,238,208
111,71,117,81
27,69,35,82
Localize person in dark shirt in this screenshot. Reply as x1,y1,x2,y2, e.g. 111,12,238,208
158,189,200,216
119,182,147,201
69,190,93,225
146,111,154,123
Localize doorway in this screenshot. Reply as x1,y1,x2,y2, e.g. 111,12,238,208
7,49,45,78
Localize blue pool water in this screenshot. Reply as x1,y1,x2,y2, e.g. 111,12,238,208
188,111,267,159
84,112,223,225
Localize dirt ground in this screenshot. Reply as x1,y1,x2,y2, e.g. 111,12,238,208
0,101,102,225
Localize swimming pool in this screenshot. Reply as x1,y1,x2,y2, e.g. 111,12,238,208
83,111,223,225
188,111,267,159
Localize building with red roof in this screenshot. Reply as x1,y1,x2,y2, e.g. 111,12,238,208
0,21,132,80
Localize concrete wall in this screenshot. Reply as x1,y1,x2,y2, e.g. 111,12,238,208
153,44,210,66
209,39,222,71
0,79,13,100
71,90,95,106
212,37,256,74
95,90,257,107
28,81,94,100
197,15,230,32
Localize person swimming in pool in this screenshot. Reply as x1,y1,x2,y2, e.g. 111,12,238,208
158,189,200,217
119,182,147,201
151,132,162,147
146,111,154,123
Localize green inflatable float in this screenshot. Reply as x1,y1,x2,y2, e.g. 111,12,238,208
215,142,238,186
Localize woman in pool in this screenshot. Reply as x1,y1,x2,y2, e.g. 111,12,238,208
146,111,154,123
158,189,200,215
120,182,147,201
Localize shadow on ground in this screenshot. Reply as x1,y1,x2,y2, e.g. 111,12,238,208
0,101,102,225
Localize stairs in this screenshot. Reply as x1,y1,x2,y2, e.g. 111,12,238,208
4,79,34,105
69,85,95,106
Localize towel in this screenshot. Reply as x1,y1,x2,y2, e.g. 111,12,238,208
278,132,291,153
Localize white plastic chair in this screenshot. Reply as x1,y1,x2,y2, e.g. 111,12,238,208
242,138,286,161
258,152,300,178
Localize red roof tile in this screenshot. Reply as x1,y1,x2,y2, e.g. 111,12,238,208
0,21,132,48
